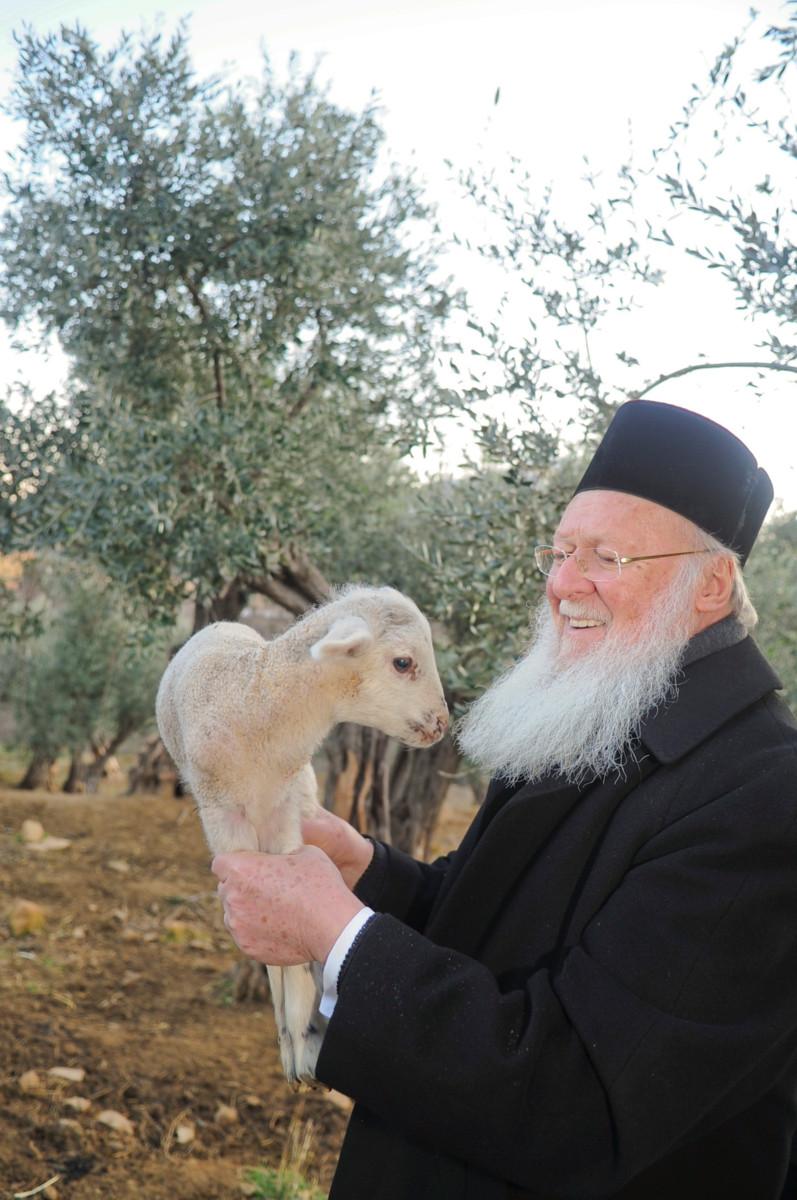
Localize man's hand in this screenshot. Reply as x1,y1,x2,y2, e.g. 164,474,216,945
301,808,375,892
212,845,365,966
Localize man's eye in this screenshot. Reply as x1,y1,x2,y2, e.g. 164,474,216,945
393,657,414,673
595,549,618,566
551,549,569,564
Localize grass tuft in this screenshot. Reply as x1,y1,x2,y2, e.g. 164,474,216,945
243,1165,326,1200
244,1110,325,1199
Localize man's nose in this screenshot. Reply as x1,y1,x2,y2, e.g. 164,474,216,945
548,555,596,598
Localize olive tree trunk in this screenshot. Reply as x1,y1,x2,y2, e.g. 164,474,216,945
18,750,56,790
63,748,88,794
322,724,461,857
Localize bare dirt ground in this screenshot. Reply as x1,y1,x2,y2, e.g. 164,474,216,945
0,779,477,1200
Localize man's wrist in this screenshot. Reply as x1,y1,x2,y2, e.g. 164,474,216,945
319,906,375,1018
311,893,366,963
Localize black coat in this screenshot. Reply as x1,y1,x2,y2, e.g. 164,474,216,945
315,637,797,1200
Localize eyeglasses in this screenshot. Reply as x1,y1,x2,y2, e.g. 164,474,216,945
534,545,713,582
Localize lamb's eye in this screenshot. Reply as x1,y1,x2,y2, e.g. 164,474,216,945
393,656,413,674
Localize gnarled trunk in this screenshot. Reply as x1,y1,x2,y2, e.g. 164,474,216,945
63,747,88,794
323,725,461,857
192,578,251,633
18,750,56,791
127,733,181,795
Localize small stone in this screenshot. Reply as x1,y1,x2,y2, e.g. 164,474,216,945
21,818,45,843
97,1109,135,1135
19,1069,42,1093
29,835,72,852
57,1118,81,1132
9,899,46,936
243,1093,263,1107
175,1120,195,1144
64,1096,91,1112
215,1103,238,1125
107,859,130,873
43,1185,60,1200
48,1066,86,1083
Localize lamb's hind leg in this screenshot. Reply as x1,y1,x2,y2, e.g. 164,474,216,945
188,771,261,857
257,766,326,1087
189,779,270,1013
200,804,260,856
280,960,326,1085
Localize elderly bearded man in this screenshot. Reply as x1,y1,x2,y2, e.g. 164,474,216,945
213,401,797,1200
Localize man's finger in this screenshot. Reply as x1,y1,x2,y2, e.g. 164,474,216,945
211,853,233,880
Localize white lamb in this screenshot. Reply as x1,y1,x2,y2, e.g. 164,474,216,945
156,585,448,1085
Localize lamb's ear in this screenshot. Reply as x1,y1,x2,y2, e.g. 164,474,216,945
310,615,373,660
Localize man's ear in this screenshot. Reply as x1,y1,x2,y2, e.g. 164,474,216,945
310,615,373,660
694,555,735,614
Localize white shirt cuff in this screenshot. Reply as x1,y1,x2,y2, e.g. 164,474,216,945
319,906,375,1019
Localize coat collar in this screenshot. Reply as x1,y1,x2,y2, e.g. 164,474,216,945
639,635,781,765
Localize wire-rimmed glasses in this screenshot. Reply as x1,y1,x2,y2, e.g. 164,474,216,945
534,545,712,582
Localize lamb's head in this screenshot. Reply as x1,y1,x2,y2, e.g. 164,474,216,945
309,586,448,748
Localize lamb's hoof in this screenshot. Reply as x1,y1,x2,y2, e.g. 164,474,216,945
279,1022,323,1088
279,1025,299,1086
294,1023,324,1086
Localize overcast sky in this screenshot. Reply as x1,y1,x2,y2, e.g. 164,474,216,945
1,0,795,506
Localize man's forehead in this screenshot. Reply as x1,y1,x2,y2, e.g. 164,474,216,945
554,490,689,545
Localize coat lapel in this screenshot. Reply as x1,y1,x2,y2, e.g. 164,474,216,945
426,775,585,952
425,773,578,928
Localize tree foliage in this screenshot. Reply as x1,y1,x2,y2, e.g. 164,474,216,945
653,3,797,367
747,511,797,710
0,23,451,624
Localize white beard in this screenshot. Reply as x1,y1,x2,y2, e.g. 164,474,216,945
457,565,701,787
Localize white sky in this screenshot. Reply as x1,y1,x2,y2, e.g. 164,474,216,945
1,0,796,507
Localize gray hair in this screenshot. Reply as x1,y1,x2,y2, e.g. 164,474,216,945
688,524,758,632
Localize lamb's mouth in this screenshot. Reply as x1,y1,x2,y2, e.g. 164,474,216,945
407,719,447,746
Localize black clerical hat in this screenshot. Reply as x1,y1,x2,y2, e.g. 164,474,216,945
574,400,773,565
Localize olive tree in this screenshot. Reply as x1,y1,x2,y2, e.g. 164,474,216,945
7,556,170,790
0,23,452,630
